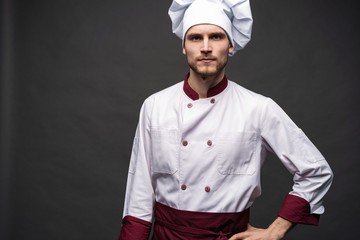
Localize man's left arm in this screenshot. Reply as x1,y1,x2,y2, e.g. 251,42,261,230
231,98,334,239
260,98,333,223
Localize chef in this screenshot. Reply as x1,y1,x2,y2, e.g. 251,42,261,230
119,0,333,239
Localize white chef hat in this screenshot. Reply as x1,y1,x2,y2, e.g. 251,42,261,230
168,0,253,55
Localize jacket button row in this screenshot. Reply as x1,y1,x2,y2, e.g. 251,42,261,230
182,140,212,146
187,100,214,108
180,185,211,192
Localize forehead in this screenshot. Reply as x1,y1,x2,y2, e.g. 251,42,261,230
186,24,227,35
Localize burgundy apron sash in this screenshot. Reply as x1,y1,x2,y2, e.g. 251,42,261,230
153,202,249,240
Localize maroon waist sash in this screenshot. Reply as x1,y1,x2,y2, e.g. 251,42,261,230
153,202,249,240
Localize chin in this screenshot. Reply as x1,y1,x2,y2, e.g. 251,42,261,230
189,63,224,78
196,68,218,76
199,69,221,78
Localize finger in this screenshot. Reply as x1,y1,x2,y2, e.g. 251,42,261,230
229,232,247,240
247,224,254,230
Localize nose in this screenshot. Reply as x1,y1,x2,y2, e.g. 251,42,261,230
200,38,212,54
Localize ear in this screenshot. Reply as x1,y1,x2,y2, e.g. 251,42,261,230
228,44,234,54
182,47,186,55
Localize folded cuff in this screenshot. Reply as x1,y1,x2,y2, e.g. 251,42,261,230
278,194,320,225
119,215,152,240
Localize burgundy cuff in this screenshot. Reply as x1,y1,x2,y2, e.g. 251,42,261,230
119,215,152,240
278,194,320,225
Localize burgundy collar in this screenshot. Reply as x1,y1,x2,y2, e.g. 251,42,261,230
183,73,228,100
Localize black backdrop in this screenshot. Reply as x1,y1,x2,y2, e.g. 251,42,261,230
1,0,359,239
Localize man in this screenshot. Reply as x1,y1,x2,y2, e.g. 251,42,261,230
119,0,333,239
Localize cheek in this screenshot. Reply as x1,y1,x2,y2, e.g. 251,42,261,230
220,46,232,58
183,49,197,60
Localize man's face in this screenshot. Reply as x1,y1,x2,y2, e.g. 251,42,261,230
183,24,234,78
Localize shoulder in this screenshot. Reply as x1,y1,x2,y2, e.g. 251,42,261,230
227,80,289,116
227,80,270,104
145,82,183,102
141,81,183,112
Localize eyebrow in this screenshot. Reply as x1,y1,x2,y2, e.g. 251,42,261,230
210,32,227,36
186,32,227,39
186,33,202,39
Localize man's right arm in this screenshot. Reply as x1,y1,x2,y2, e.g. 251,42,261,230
119,99,155,240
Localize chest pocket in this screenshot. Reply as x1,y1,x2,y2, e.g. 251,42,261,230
216,132,258,175
150,128,179,174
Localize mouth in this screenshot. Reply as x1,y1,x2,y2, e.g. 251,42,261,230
198,57,216,63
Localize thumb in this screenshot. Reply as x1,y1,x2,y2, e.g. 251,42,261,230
228,224,252,240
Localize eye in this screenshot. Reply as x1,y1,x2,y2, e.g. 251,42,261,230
188,34,202,41
210,34,225,41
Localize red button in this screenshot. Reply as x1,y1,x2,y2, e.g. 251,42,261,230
181,184,187,190
182,140,188,146
205,186,211,192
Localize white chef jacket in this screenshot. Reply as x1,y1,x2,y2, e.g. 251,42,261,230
122,78,333,224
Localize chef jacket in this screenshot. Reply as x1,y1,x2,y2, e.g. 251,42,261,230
121,77,333,235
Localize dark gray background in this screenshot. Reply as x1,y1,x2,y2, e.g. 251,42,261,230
1,0,359,239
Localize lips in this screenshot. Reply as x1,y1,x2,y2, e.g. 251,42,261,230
198,57,216,63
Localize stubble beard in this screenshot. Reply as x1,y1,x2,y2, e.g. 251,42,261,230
188,57,228,80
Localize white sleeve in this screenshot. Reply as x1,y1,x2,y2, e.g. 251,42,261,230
260,98,333,214
122,97,155,222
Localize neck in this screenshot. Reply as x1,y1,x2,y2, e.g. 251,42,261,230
187,70,225,98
